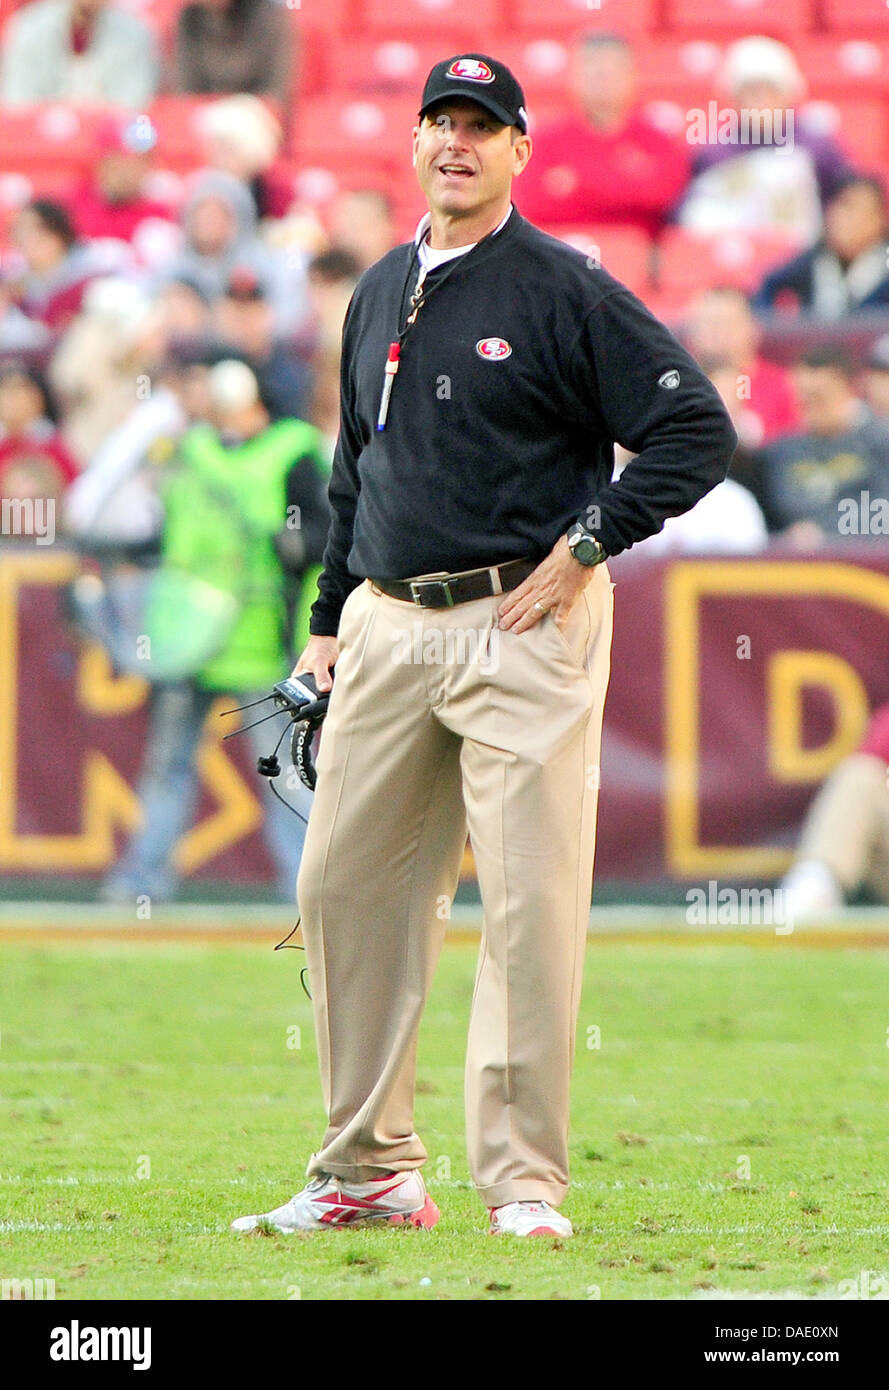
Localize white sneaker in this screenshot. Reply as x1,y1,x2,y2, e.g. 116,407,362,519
781,859,844,923
489,1200,573,1238
231,1170,439,1233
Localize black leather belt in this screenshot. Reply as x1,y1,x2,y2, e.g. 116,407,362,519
372,556,537,608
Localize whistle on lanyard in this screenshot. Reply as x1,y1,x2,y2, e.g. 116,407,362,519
376,265,427,432
376,341,400,433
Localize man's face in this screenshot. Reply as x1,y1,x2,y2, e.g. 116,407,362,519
574,42,635,125
159,282,209,339
308,272,358,350
177,364,212,423
0,375,43,432
412,100,530,221
687,293,757,367
331,192,394,267
825,184,887,263
189,197,236,256
99,151,148,203
734,80,790,115
13,210,65,272
216,293,273,354
793,365,853,432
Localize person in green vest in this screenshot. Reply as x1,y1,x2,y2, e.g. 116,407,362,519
103,358,330,904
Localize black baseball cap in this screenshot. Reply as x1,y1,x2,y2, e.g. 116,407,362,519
419,54,528,134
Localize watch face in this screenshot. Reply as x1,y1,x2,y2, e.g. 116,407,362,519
572,536,601,565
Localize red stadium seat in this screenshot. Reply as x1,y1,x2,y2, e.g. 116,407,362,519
276,158,423,234
0,0,32,35
0,106,111,176
290,93,421,161
150,95,275,176
284,160,423,242
329,35,581,109
822,0,889,34
793,38,889,96
798,97,888,167
664,0,814,36
523,97,567,135
149,95,219,161
539,223,653,297
148,95,289,172
466,37,575,105
284,0,353,30
632,37,726,107
639,284,689,324
656,227,804,297
0,168,77,230
323,36,483,94
288,151,401,194
510,0,655,33
357,0,504,35
298,28,333,96
128,0,182,43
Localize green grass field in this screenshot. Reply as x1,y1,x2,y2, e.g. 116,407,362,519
2,936,888,1301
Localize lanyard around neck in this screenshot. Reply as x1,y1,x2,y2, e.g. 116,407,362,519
376,225,501,433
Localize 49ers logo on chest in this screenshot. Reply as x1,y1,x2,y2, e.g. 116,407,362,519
476,337,512,361
447,58,495,83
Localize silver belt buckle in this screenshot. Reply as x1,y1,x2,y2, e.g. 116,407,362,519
409,578,455,607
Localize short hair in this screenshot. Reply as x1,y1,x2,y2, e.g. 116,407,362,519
0,357,59,422
579,32,631,54
22,199,76,249
164,274,211,305
697,284,753,307
420,100,518,136
828,173,888,211
696,354,738,378
309,249,363,285
797,343,854,376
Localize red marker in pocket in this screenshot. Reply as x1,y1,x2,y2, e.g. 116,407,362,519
376,342,401,432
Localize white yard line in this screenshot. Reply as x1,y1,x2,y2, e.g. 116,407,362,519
1,902,888,935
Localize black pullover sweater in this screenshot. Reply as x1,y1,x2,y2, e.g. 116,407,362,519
310,207,737,636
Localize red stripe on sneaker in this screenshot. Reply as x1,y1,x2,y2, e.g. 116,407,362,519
314,1180,405,1211
322,1206,367,1225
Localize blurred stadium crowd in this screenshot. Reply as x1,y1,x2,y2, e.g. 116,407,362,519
2,3,889,551
2,0,889,905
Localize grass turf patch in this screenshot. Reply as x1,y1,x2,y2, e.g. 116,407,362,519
1,938,888,1300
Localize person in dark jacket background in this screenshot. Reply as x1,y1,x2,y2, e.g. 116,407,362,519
759,344,889,541
755,176,889,318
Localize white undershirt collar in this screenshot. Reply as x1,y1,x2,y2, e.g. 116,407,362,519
414,205,513,270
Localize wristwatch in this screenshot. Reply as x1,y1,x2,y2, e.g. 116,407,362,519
566,521,608,567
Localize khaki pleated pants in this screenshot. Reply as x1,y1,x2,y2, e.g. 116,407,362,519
297,563,614,1208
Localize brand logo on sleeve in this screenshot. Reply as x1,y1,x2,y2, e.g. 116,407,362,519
447,59,495,83
658,369,681,389
476,337,512,360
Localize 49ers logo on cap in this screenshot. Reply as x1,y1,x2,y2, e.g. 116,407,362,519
476,337,512,360
447,58,495,84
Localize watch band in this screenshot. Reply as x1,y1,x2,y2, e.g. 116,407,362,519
567,521,607,567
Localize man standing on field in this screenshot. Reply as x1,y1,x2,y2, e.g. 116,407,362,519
233,54,736,1238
